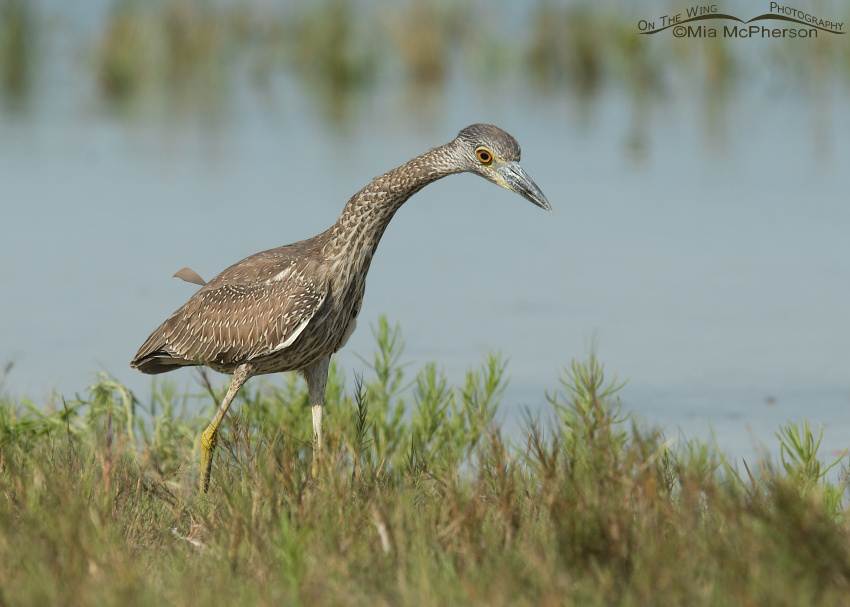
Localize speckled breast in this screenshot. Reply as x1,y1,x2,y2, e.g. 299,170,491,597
244,276,365,376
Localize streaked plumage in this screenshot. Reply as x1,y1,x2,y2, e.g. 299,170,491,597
135,243,330,375
130,124,551,491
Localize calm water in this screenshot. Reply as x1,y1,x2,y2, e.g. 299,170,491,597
1,5,849,465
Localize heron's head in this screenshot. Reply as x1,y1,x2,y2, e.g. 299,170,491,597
453,124,551,211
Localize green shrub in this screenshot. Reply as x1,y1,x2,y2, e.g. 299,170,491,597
0,316,848,606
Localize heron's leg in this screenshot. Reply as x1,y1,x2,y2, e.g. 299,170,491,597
300,357,330,477
200,363,254,492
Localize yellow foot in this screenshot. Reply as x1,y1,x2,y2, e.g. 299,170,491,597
199,427,218,493
311,450,322,480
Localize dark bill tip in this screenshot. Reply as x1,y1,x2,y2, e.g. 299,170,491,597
499,162,552,212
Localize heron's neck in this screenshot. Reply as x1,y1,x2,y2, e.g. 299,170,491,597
322,142,460,274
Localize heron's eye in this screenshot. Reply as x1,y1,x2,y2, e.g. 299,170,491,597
475,148,493,165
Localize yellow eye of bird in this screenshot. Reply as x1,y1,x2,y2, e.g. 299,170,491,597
475,148,493,164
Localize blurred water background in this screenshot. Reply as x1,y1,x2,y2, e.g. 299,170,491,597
1,0,849,464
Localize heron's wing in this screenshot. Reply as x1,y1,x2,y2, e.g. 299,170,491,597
133,255,328,370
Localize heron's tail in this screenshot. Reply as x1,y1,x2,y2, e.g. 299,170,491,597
131,325,198,375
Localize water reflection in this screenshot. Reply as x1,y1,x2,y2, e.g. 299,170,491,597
4,0,845,135
0,0,33,111
292,0,378,127
529,6,605,95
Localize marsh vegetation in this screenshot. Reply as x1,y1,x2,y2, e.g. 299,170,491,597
1,318,849,605
2,0,848,122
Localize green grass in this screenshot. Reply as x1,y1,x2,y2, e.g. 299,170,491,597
1,316,849,606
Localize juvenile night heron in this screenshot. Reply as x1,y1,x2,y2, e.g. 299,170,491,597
131,124,551,491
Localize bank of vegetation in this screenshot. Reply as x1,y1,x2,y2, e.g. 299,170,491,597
1,318,848,606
